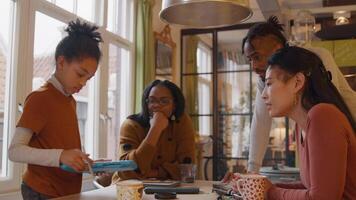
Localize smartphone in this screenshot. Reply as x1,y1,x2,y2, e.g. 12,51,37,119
154,192,177,199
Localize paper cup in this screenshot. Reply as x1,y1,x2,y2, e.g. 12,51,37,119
116,179,143,200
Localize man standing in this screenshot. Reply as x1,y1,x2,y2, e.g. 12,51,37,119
243,16,356,173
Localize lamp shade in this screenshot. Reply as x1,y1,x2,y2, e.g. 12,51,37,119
160,0,252,28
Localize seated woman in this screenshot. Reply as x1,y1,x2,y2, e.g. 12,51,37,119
262,46,356,199
112,80,196,182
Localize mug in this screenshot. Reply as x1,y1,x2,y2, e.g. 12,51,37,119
236,174,267,200
116,179,143,200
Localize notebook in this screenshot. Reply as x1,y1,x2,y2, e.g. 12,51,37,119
60,160,137,173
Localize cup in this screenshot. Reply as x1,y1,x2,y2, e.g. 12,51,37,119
116,179,143,200
235,174,267,200
179,164,196,183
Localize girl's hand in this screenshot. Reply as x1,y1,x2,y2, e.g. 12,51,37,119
60,149,92,172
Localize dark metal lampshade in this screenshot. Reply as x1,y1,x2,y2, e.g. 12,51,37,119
160,0,252,28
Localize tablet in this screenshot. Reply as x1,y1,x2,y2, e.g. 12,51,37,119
154,192,177,199
60,160,137,173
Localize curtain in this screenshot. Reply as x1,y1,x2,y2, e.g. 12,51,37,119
183,36,203,178
135,0,155,113
184,36,199,130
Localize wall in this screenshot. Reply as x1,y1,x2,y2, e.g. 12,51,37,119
312,39,356,91
312,39,356,67
152,0,182,85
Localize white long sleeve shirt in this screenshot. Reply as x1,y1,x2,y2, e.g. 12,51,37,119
247,46,356,172
8,75,71,167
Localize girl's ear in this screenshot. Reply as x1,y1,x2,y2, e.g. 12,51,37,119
294,72,306,93
56,56,65,71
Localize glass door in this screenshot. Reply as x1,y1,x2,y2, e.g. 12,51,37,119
181,25,295,180
181,33,213,180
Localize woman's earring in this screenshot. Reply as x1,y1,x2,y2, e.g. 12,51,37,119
294,94,298,106
170,114,176,121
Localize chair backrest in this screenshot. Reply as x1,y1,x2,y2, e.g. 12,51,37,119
93,179,105,189
92,173,114,189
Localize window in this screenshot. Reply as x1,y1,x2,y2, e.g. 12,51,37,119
107,0,134,41
197,42,212,73
0,0,15,178
182,34,214,139
55,0,74,13
196,42,212,136
46,0,95,22
77,0,95,22
0,0,21,192
106,44,133,160
32,12,63,91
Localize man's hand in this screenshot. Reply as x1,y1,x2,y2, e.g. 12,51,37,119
264,178,273,199
60,149,92,172
221,172,242,191
222,172,233,183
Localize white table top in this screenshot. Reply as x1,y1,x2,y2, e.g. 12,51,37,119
54,180,219,200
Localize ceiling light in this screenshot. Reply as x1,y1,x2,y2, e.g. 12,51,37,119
335,16,349,25
160,0,252,28
334,11,350,25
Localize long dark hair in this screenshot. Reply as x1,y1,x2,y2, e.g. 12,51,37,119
242,16,288,53
268,46,356,132
55,19,103,63
128,80,186,127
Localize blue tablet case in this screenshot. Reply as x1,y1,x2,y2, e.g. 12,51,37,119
60,160,137,173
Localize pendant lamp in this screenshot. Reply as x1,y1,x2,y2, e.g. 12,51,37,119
160,0,252,28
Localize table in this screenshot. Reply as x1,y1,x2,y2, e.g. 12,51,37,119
54,180,219,200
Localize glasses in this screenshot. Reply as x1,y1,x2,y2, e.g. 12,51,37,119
146,97,173,106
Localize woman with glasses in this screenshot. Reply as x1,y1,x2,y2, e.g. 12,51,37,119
112,80,196,181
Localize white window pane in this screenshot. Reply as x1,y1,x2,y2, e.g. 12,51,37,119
0,0,14,177
107,44,131,160
197,43,212,73
77,0,94,22
107,0,115,32
33,12,64,87
56,0,74,13
107,0,134,41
